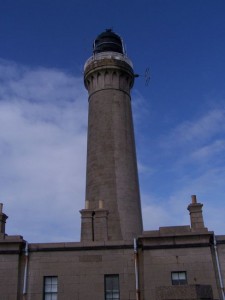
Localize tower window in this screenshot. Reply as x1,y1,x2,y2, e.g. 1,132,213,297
171,271,187,285
105,274,120,300
43,276,58,300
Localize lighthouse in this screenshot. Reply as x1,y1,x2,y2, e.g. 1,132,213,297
80,29,143,241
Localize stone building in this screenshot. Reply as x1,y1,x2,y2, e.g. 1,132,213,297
0,30,225,300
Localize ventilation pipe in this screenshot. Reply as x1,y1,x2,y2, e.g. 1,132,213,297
213,235,225,300
134,238,140,300
23,242,29,298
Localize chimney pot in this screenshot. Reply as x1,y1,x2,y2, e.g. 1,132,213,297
191,195,197,204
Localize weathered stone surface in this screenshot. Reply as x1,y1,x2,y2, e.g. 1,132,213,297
156,284,213,299
82,53,143,242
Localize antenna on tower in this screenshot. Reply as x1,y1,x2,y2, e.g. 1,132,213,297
134,67,151,86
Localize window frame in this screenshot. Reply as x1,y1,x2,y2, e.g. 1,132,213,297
104,274,120,300
43,276,58,300
171,271,187,285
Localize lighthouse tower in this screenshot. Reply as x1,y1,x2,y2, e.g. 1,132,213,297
80,29,143,242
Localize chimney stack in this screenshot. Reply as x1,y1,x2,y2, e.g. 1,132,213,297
187,195,207,231
0,203,8,238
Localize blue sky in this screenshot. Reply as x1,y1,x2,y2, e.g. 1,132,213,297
0,0,225,242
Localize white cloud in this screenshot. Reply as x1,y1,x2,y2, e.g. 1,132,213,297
137,161,155,175
155,105,225,174
142,164,225,234
190,139,225,161
165,165,225,234
139,103,225,235
142,194,177,230
1,58,225,243
0,59,88,242
161,108,225,150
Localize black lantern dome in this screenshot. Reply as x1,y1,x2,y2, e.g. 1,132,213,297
93,29,124,55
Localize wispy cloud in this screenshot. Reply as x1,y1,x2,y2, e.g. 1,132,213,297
1,58,224,243
0,59,88,242
139,101,225,234
161,108,225,150
190,139,225,161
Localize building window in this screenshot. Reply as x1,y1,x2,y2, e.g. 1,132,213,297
171,271,187,285
44,276,58,300
105,274,120,300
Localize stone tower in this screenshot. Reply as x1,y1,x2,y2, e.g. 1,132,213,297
80,29,143,242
